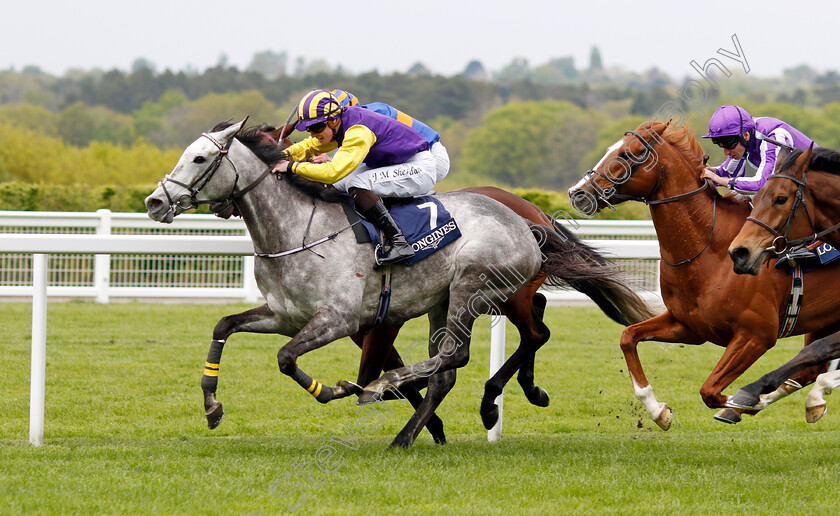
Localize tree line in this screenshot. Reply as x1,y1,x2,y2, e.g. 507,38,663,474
2,59,840,215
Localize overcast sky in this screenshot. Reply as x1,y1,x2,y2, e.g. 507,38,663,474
4,0,836,80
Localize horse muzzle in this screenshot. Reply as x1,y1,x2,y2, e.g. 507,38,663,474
145,193,176,224
729,245,765,276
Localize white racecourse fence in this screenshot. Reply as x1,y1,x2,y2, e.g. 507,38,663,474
0,210,661,446
0,209,661,303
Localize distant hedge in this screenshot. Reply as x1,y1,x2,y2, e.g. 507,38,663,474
0,182,648,219
0,182,158,212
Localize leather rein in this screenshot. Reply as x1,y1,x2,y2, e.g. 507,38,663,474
582,130,716,266
160,131,358,259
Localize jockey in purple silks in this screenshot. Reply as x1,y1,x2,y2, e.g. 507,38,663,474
702,105,817,193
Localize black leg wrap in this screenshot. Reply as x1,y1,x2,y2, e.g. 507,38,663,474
201,339,225,392
291,368,334,404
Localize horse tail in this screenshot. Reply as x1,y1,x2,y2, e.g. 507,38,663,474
529,220,660,326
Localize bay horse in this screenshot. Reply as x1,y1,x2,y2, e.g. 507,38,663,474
727,145,840,422
567,121,840,429
145,119,654,447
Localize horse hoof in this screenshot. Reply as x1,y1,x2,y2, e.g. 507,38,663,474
526,387,550,408
654,405,672,430
481,404,499,430
206,403,224,429
713,407,741,425
333,380,363,399
806,404,827,423
357,389,379,406
727,390,760,410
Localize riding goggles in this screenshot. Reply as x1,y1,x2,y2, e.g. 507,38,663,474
711,135,740,150
305,121,328,133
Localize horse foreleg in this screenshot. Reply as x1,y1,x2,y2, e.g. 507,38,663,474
391,370,456,448
806,370,840,423
701,331,775,425
203,304,284,429
728,332,840,410
358,304,474,406
276,308,356,403
620,311,703,430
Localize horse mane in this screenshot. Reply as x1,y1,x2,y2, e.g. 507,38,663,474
660,123,708,165
779,147,840,176
655,122,749,206
209,120,347,203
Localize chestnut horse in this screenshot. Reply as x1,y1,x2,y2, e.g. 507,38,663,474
727,146,840,422
567,122,840,429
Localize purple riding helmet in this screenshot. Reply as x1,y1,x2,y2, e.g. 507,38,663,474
703,105,755,149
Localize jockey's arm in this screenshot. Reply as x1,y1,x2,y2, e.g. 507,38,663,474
287,125,376,184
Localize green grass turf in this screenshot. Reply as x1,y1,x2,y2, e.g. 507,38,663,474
1,302,839,514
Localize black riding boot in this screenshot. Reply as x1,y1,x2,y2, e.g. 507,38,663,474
364,200,415,265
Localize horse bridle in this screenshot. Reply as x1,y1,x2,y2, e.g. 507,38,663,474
157,132,272,217
745,171,840,254
583,131,712,206
581,130,715,266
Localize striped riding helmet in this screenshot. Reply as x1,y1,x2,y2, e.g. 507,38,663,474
330,89,359,108
295,90,343,131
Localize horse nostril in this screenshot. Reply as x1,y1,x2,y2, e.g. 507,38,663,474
146,197,162,210
729,246,749,265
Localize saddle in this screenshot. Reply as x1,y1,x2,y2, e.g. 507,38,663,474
343,195,462,266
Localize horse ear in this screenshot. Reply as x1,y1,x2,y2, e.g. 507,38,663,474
774,147,790,174
213,117,249,146
794,143,814,176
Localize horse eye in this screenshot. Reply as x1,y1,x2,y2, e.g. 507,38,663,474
193,156,206,164
774,196,788,205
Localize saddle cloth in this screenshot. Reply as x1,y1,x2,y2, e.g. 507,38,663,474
343,195,461,265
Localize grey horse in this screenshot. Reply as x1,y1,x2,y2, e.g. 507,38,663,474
145,119,654,447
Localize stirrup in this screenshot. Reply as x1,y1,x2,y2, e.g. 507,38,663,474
374,242,415,267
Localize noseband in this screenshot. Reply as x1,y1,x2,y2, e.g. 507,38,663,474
157,133,272,216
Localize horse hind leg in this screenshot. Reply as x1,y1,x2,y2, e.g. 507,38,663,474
516,292,551,407
354,326,446,444
203,304,284,429
480,292,551,430
390,303,463,448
